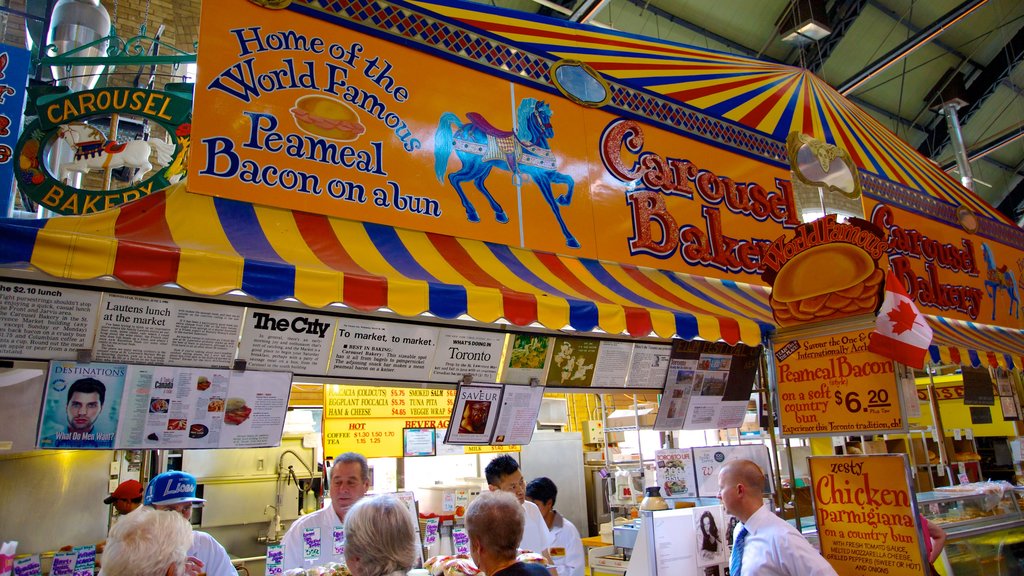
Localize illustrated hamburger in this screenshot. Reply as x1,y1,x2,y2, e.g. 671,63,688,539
224,397,252,426
769,242,884,327
290,95,366,141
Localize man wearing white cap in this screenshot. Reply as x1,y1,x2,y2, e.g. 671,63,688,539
146,470,236,576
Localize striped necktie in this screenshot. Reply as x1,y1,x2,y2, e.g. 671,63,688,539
730,526,748,576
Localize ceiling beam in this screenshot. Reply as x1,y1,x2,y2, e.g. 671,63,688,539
996,177,1024,221
917,26,1024,159
799,0,870,73
837,0,989,95
621,0,765,59
864,0,985,72
940,123,1024,172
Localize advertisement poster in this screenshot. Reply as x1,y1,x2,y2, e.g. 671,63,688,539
774,327,905,437
430,329,506,383
654,449,697,497
0,44,30,199
589,341,633,388
115,366,292,449
328,319,437,380
444,383,503,445
809,455,926,576
94,294,244,368
545,337,600,387
490,385,545,445
0,281,100,360
501,334,553,385
626,343,671,388
692,445,772,498
693,506,727,568
38,362,126,449
238,308,335,373
654,339,761,430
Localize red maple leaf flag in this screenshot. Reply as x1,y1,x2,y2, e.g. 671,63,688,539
868,271,933,369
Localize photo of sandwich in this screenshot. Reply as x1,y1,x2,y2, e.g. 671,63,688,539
197,376,212,391
769,242,883,326
224,398,252,426
290,95,366,141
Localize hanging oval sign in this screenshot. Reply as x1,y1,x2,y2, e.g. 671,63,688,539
15,87,192,215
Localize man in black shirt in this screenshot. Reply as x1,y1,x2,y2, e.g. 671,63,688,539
465,491,550,576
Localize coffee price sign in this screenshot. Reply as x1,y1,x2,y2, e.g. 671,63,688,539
774,327,905,437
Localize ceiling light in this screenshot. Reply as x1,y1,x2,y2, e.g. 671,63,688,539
778,0,832,44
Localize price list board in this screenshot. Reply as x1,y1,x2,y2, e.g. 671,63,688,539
323,385,456,458
773,327,906,437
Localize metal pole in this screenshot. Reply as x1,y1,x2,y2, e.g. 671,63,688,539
942,102,975,190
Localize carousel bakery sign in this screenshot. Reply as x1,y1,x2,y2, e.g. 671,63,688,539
15,87,192,215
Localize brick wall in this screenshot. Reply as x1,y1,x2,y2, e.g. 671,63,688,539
1,0,201,89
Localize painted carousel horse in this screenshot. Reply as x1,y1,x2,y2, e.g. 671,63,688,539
433,97,578,248
57,123,175,184
982,242,1020,320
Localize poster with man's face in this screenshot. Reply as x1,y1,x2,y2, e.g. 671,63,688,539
37,361,127,449
444,384,502,445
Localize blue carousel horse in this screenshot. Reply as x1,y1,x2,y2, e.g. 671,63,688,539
433,97,578,248
982,242,1020,320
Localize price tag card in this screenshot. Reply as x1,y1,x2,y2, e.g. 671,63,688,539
265,545,284,576
49,552,75,576
953,429,962,440
965,429,974,440
333,526,345,556
303,527,322,562
958,472,970,485
442,491,456,513
423,517,440,546
13,555,42,576
452,528,471,555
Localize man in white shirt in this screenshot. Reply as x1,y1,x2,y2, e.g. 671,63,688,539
485,455,553,559
281,452,371,571
717,459,838,576
526,477,584,576
145,471,236,576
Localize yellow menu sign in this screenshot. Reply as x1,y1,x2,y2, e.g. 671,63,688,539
809,455,927,576
774,327,904,436
324,385,456,458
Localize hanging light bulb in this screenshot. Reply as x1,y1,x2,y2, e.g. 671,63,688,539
46,0,111,91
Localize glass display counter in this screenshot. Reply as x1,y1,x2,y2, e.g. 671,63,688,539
918,485,1024,575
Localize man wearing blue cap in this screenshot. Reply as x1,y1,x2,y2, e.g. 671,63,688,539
146,470,236,576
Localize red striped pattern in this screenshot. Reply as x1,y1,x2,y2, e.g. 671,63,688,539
114,192,179,287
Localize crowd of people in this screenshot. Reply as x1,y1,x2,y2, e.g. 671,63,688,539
90,455,943,576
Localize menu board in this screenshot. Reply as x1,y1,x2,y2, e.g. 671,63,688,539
328,319,437,380
626,343,671,388
545,336,600,387
774,327,905,437
430,328,506,382
962,366,995,406
94,293,243,368
501,334,553,385
809,455,926,576
0,281,100,360
37,361,292,450
238,308,335,373
323,385,456,458
654,339,761,430
654,449,697,497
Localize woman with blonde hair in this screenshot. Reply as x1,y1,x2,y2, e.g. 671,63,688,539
344,495,419,576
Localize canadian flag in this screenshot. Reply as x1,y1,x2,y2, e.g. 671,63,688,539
868,271,933,369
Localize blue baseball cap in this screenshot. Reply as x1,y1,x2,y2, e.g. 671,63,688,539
144,471,206,506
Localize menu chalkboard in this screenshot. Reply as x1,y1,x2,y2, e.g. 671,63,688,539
962,367,995,406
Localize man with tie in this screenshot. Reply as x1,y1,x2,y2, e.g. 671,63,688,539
717,459,837,576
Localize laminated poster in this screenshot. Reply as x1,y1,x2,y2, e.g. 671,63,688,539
545,337,600,387
37,361,293,450
501,334,553,385
444,383,503,445
94,293,243,368
238,308,335,373
0,281,100,360
589,341,633,388
692,445,772,498
430,328,505,383
625,342,671,388
490,384,545,445
654,449,697,497
328,319,437,380
655,339,760,431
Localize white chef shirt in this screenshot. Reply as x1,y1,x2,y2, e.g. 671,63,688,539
191,531,235,576
520,500,553,555
281,505,345,571
548,511,584,576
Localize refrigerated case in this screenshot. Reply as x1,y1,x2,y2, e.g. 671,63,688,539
919,486,1024,575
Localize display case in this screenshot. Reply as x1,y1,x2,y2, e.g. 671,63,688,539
918,485,1024,575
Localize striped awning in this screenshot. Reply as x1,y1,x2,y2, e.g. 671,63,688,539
0,182,773,345
927,315,1024,370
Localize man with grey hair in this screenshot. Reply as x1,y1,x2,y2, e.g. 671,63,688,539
343,495,419,576
465,491,550,576
282,452,372,570
100,507,193,576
